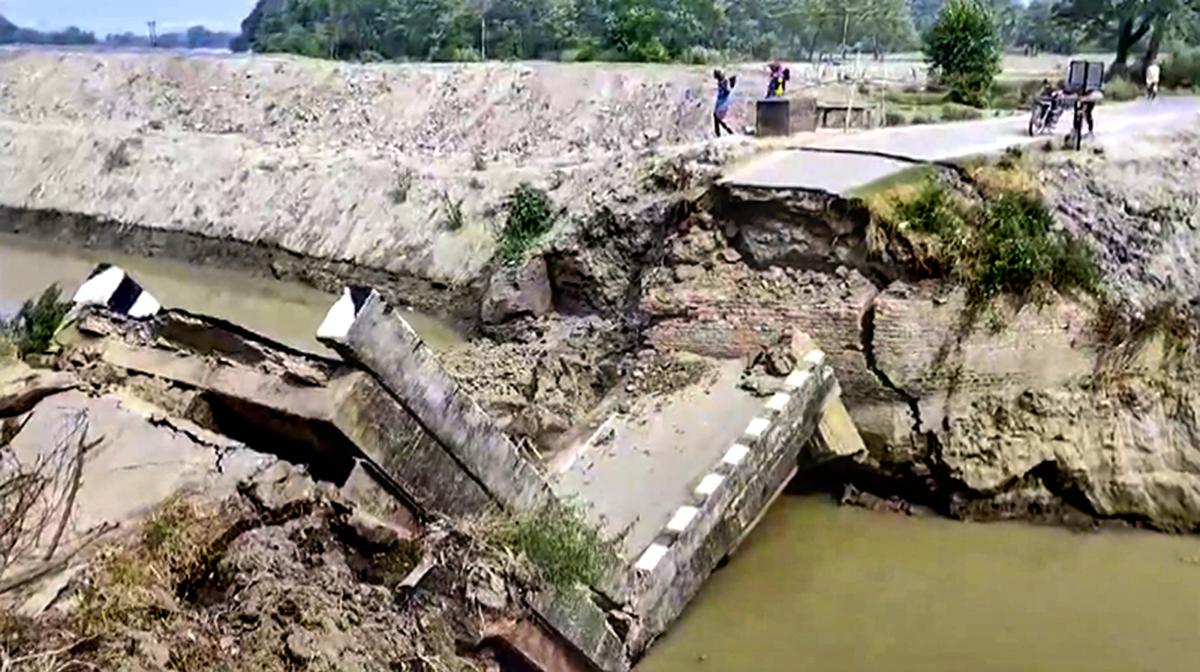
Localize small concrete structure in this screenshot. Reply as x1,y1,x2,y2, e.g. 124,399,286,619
756,98,791,137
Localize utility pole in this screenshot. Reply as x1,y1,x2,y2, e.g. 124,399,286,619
147,20,158,47
479,0,489,61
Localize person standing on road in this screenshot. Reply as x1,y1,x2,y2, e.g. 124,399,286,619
766,61,790,98
713,69,737,137
1146,60,1161,100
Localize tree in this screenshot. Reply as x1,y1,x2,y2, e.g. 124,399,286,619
1016,0,1080,53
924,0,1002,106
1052,0,1199,77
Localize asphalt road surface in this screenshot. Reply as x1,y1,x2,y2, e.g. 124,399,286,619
724,96,1200,194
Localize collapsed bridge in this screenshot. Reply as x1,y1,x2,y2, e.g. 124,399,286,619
58,263,865,671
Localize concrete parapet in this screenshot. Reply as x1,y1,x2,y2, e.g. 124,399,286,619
623,350,839,652
317,288,556,514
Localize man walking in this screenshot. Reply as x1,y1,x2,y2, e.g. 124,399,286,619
713,69,737,137
1146,60,1161,100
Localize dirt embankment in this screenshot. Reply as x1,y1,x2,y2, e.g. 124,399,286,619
0,49,764,292
634,127,1200,531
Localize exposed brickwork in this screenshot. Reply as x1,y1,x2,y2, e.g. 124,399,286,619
872,281,1098,402
641,257,892,405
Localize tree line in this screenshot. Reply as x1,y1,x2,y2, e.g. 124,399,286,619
0,14,237,50
234,0,1198,64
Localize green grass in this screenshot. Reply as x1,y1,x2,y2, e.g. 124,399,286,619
500,183,557,265
850,164,940,200
970,191,1100,302
489,503,609,592
942,103,985,121
893,179,967,236
989,78,1044,109
1,284,72,358
868,174,1101,306
1104,76,1140,102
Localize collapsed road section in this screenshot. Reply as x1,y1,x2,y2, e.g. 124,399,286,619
30,263,862,670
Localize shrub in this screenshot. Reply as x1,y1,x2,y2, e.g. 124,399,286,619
9,285,72,357
971,191,1100,301
990,79,1042,109
894,179,965,237
680,45,724,65
500,183,556,264
490,503,608,592
885,88,947,106
1104,76,1139,102
871,176,1100,304
924,0,1002,108
1161,50,1200,90
884,110,907,126
911,113,935,125
942,103,985,121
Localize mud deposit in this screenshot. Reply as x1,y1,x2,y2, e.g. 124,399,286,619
639,496,1200,672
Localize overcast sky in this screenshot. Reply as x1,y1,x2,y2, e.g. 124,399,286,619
0,0,257,34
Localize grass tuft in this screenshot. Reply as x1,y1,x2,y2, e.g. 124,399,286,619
487,502,608,592
500,183,556,265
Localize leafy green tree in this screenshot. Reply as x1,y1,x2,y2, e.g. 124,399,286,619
924,0,1002,106
1016,0,1080,53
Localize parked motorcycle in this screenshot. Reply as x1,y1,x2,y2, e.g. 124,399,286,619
1028,93,1064,136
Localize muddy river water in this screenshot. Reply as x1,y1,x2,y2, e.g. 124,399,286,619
639,496,1200,672
6,236,1200,672
0,234,462,352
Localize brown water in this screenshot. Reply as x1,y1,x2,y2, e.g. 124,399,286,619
0,234,463,353
639,496,1200,672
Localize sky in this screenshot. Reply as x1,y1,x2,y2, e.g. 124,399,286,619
0,0,258,35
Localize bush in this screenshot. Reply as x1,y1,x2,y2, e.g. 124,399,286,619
5,285,72,357
1105,76,1139,102
1161,50,1200,90
990,79,1043,109
911,113,936,125
942,103,985,121
500,183,556,264
872,177,1100,305
971,192,1100,301
924,0,1002,108
680,45,724,65
490,503,608,592
894,179,965,237
884,110,908,126
885,88,947,106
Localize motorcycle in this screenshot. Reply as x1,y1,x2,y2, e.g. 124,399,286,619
1028,93,1064,136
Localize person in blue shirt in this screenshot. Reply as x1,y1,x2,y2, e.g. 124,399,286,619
713,69,737,137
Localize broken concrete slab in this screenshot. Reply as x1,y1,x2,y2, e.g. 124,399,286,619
318,288,555,514
0,363,78,418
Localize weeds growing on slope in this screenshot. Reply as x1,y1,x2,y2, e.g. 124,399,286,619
486,502,609,592
868,167,1100,308
0,284,73,359
500,183,556,265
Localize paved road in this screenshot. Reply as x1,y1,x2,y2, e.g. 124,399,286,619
724,96,1200,194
